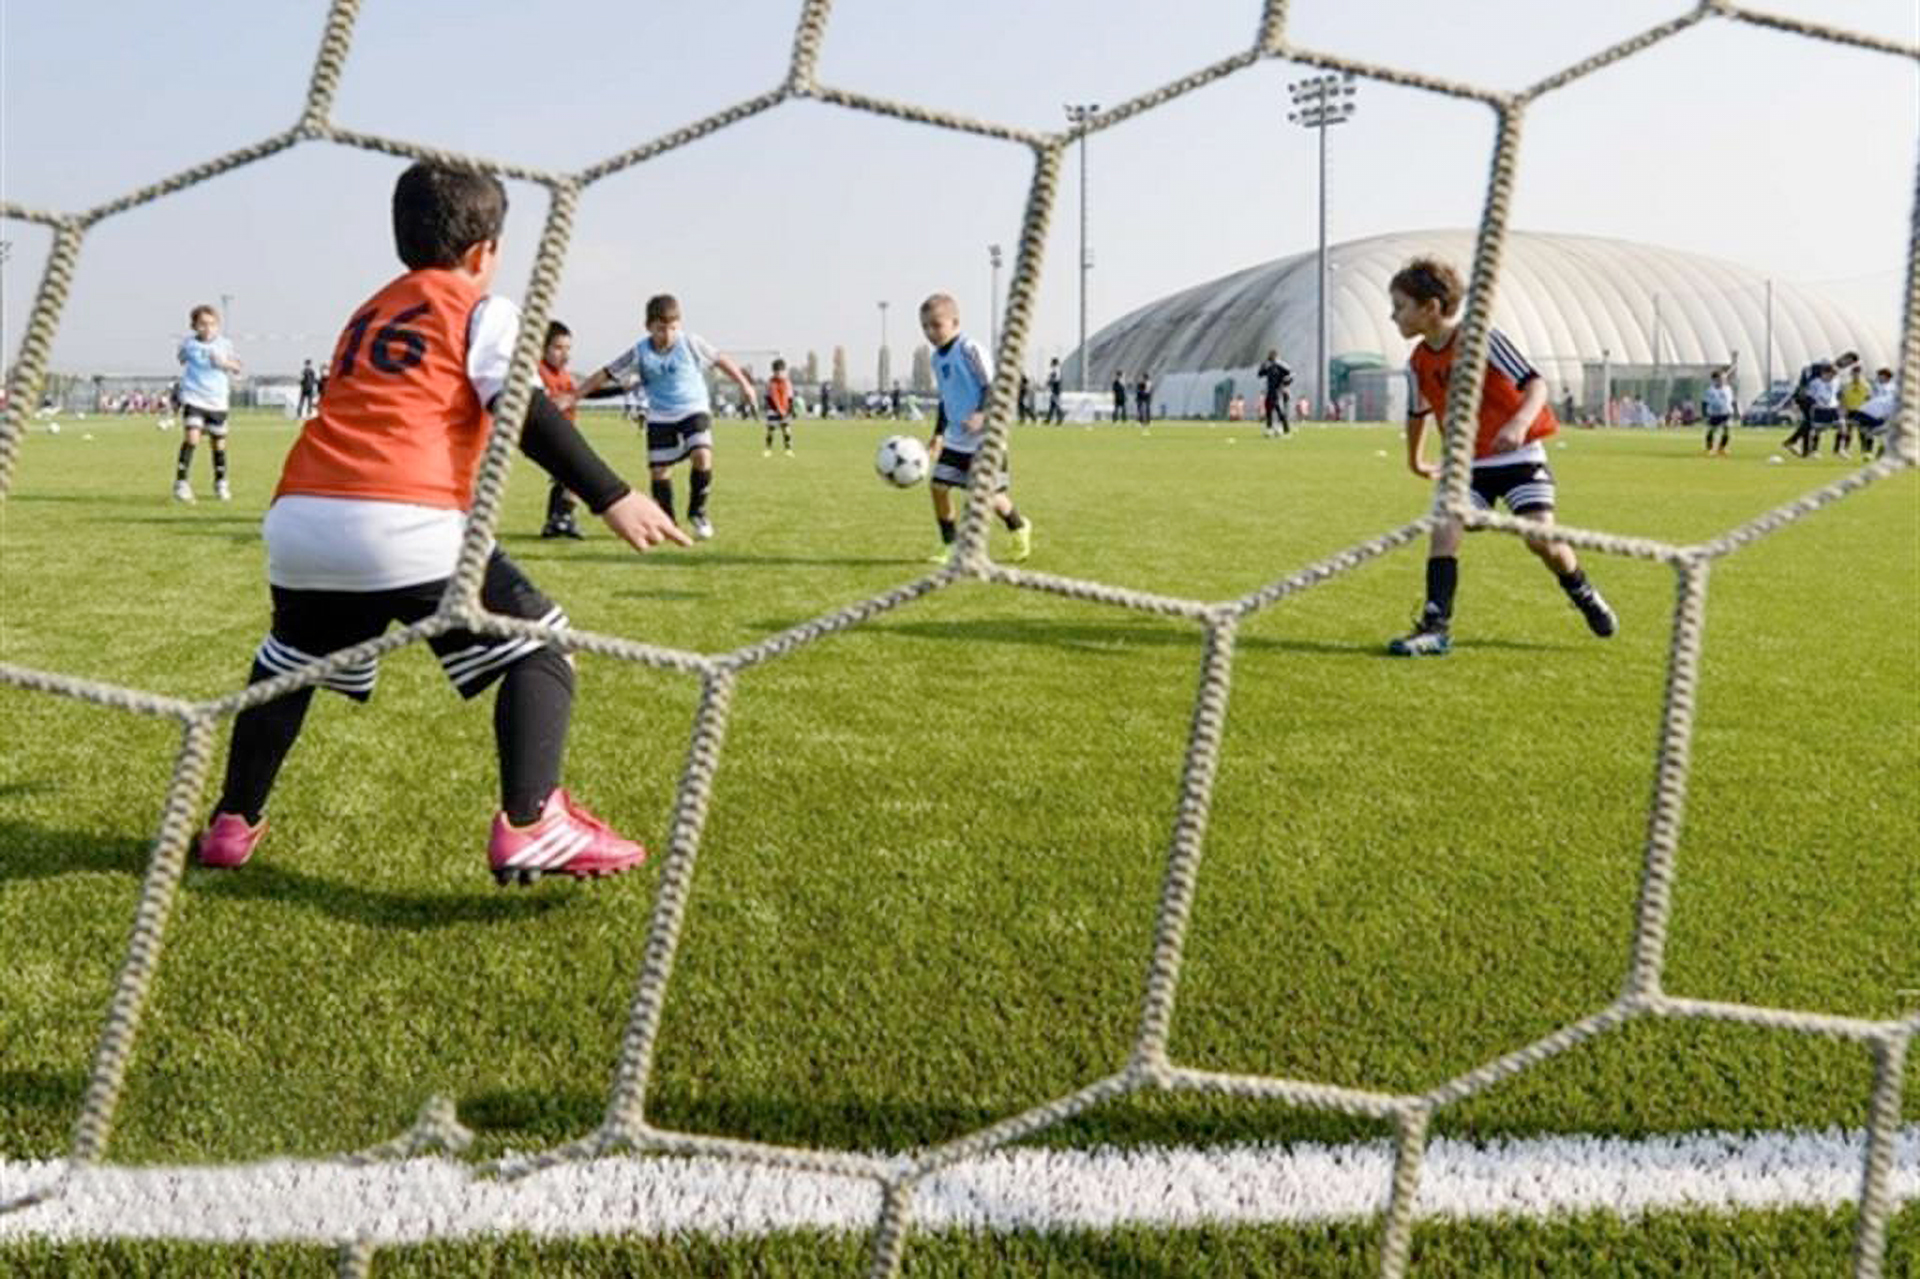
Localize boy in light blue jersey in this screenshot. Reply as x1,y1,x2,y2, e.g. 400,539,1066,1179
918,293,1032,563
576,293,758,541
173,304,244,501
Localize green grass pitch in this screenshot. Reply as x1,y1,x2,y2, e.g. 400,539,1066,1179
2,409,1914,1273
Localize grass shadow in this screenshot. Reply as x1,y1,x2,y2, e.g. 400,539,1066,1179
0,817,150,883
189,860,579,930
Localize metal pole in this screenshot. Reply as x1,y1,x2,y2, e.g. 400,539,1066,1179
1288,74,1356,422
1079,129,1089,392
1315,113,1329,419
1065,103,1098,393
1763,279,1773,397
988,243,1003,357
877,300,888,396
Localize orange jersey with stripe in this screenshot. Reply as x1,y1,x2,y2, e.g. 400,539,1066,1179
1408,327,1556,458
276,268,490,510
538,360,576,421
767,374,793,415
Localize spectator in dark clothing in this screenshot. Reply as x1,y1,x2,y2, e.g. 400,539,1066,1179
1257,349,1292,437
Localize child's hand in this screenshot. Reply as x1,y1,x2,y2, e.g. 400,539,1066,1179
600,490,692,550
1490,420,1527,453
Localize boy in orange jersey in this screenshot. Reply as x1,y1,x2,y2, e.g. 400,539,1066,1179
763,357,795,456
536,319,585,539
195,162,687,885
1386,257,1616,656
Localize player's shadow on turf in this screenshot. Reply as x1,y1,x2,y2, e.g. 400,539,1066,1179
0,817,149,883
0,1069,86,1137
190,861,572,929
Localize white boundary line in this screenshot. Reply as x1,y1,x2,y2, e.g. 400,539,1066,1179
3,1127,1915,1245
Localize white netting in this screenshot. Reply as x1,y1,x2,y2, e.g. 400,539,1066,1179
2,2,1916,1277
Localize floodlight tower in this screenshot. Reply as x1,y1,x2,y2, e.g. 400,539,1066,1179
877,299,889,393
1287,72,1357,419
988,243,1003,357
1064,103,1100,391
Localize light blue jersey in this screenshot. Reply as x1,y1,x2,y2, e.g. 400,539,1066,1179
607,331,717,423
1703,383,1735,417
932,333,993,452
177,335,236,411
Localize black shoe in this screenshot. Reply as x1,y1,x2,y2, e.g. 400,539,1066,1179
540,521,585,540
1572,587,1617,638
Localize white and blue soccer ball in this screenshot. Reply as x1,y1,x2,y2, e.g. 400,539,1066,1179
45,421,61,435
874,434,929,488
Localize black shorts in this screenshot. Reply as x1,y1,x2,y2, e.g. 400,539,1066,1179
182,406,230,435
646,412,714,465
1810,407,1840,426
1848,410,1882,429
252,551,565,702
931,445,1010,492
1469,459,1556,516
1706,414,1730,427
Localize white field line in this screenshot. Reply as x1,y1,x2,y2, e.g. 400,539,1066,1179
1,1127,1914,1245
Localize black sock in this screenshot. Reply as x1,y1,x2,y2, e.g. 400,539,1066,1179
212,447,228,484
545,483,575,525
651,478,674,522
1424,556,1458,625
1557,567,1593,600
496,648,575,825
938,517,956,545
782,428,792,448
1000,507,1025,531
765,428,774,448
175,441,196,481
689,468,712,519
215,659,315,824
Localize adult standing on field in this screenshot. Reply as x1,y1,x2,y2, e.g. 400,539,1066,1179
1258,349,1292,437
1134,370,1152,425
1111,371,1127,423
297,359,319,418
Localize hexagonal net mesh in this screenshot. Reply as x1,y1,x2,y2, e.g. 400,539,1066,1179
1,2,1915,1277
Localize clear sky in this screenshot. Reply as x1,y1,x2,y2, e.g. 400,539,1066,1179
2,0,1914,383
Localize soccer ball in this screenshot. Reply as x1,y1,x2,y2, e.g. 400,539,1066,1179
874,435,929,488
46,422,61,434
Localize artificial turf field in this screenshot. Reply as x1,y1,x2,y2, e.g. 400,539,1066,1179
2,409,1914,1274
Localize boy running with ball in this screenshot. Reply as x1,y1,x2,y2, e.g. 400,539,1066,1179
919,293,1032,563
1386,257,1616,656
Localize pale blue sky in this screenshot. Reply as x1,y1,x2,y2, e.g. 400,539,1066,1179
3,0,1914,382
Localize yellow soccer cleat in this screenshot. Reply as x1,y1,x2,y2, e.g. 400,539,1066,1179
1010,520,1033,562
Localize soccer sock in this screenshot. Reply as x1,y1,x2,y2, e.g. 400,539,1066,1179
938,517,956,545
496,648,574,826
1557,566,1595,602
688,468,712,519
1000,506,1025,532
651,478,675,522
782,426,792,449
175,441,196,481
1423,555,1458,624
545,482,575,525
765,427,774,448
212,447,228,485
215,661,315,824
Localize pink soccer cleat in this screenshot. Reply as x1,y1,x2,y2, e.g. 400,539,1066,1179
488,789,647,886
195,812,267,868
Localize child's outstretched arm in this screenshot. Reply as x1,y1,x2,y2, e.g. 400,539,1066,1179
712,353,759,415
519,389,689,549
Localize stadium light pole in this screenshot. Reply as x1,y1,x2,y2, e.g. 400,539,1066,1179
988,243,1003,357
1288,72,1357,419
1064,103,1099,392
877,299,889,393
